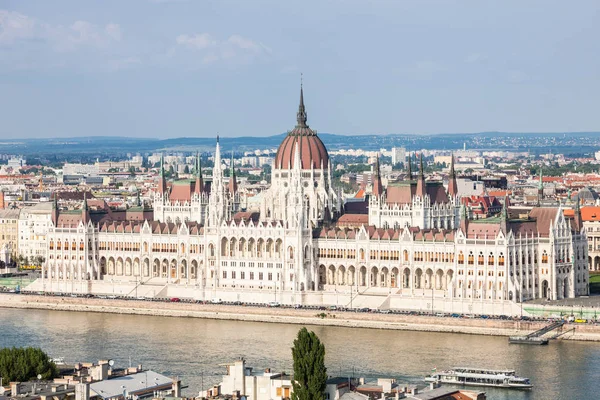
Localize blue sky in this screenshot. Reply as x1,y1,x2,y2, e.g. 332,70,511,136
1,0,599,139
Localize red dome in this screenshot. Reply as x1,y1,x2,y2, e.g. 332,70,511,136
274,86,329,170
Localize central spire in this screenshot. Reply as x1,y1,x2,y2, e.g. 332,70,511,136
296,79,308,128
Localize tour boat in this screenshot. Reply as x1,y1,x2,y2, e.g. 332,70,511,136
424,367,532,389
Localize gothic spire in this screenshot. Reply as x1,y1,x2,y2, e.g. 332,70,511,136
574,194,582,231
416,153,426,197
158,153,167,194
52,194,59,225
296,78,308,128
500,193,509,233
448,153,458,197
82,192,89,224
160,153,164,177
372,155,383,197
195,152,204,195
228,151,238,194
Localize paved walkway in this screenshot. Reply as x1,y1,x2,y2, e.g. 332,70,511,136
2,293,600,342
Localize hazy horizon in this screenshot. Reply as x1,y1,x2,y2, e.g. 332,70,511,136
1,1,599,139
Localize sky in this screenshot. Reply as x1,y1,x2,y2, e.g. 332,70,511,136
1,0,599,139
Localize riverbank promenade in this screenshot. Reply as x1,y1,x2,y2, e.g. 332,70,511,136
2,293,600,342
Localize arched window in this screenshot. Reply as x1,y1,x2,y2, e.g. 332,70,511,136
499,253,505,266
458,252,464,265
468,252,474,265
478,252,484,266
542,251,548,264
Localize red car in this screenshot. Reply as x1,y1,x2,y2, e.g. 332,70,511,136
170,297,181,302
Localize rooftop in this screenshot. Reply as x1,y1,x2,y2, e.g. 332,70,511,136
90,370,173,399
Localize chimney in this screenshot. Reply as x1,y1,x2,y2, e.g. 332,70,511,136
172,378,181,397
75,383,90,400
10,382,20,396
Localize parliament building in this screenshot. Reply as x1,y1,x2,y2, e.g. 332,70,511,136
28,87,590,315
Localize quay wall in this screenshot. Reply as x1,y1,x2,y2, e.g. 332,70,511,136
1,294,600,342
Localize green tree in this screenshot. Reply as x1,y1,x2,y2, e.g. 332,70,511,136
128,166,136,177
291,328,327,400
0,347,58,382
184,165,190,174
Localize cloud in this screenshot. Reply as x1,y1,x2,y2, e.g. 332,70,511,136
174,32,271,65
0,10,37,45
176,33,216,50
105,23,122,42
228,34,271,53
0,9,121,51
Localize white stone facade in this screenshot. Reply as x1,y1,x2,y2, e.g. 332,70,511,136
30,90,589,314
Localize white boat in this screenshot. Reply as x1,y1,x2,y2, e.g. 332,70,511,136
425,367,532,389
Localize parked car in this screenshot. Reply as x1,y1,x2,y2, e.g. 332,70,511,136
269,301,281,307
211,298,223,304
170,297,181,302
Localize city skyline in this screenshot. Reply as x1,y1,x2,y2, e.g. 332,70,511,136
1,0,600,139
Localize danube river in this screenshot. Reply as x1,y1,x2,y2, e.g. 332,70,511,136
1,308,598,400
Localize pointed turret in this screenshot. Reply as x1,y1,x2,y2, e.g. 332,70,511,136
194,152,204,195
500,194,510,234
228,152,238,193
158,153,167,195
296,80,308,128
574,194,582,232
416,153,426,197
372,155,384,197
82,192,90,224
214,136,222,174
136,189,142,207
447,153,458,197
537,168,544,205
407,153,413,180
459,202,468,232
51,195,59,225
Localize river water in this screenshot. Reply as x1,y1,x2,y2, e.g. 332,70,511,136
0,308,598,400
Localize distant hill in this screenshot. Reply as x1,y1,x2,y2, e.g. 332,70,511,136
1,131,600,156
